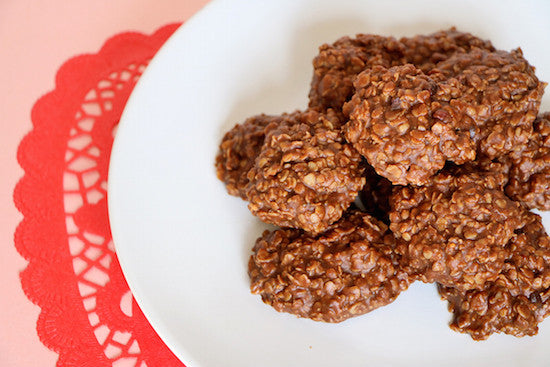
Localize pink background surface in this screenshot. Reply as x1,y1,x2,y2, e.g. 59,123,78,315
0,1,208,365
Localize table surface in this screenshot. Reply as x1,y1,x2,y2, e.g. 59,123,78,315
0,1,208,365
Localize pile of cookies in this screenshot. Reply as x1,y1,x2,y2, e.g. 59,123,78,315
215,28,550,340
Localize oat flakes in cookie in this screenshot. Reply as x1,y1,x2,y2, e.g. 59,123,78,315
505,113,550,210
438,212,550,340
344,64,475,185
249,210,411,322
389,170,527,292
216,114,281,199
246,109,365,234
465,112,550,210
308,34,405,111
433,48,545,159
308,28,495,112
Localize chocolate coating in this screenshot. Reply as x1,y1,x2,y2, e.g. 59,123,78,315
344,64,475,185
216,114,281,198
249,210,411,322
439,212,550,340
389,170,527,292
246,109,365,234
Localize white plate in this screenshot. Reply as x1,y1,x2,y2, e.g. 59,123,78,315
108,1,550,366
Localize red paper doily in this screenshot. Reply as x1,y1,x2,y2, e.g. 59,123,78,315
14,24,185,367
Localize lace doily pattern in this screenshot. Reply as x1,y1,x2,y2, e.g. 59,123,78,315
14,24,184,367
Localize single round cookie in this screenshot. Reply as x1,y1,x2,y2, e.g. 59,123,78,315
433,48,545,159
463,113,550,210
215,114,281,199
389,170,527,292
438,212,550,340
246,109,365,234
249,210,411,322
344,64,475,185
308,34,406,111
